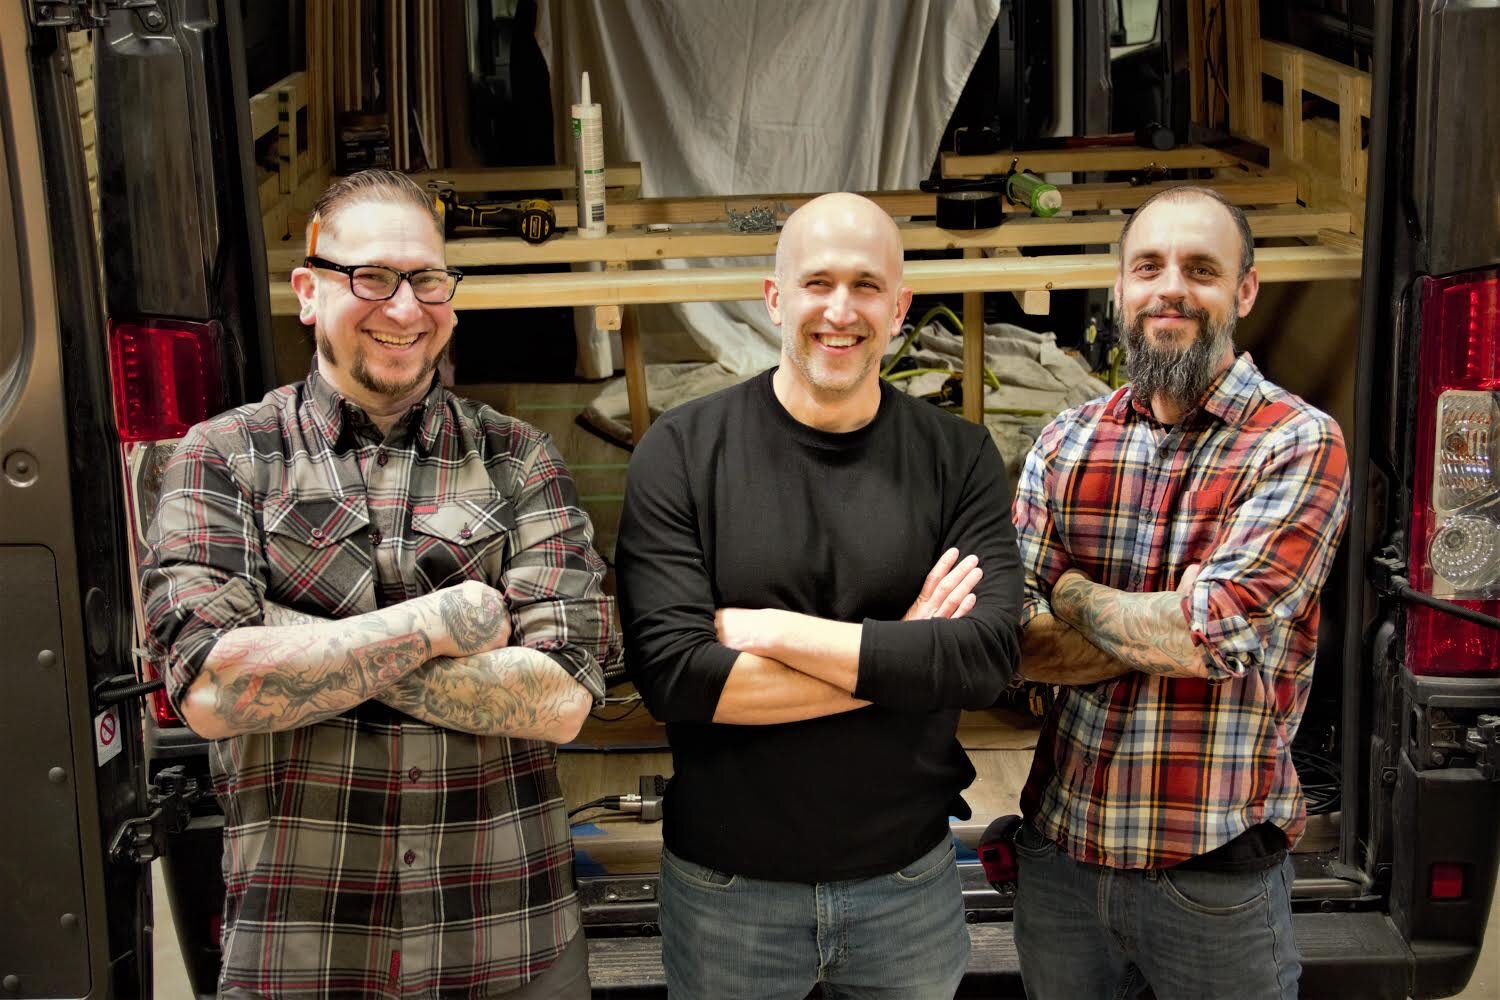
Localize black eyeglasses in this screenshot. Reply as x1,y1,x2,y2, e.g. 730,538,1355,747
304,255,464,304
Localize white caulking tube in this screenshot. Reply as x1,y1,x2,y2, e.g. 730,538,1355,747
571,71,606,238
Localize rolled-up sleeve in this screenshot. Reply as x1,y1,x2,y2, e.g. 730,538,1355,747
1184,415,1350,680
854,431,1023,711
504,433,615,704
140,429,266,713
1012,413,1078,629
616,420,740,724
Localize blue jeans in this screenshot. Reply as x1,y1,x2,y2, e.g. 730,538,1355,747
1012,824,1301,1000
657,837,970,1000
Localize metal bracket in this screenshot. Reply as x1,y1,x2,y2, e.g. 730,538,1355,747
106,764,204,864
1464,715,1500,780
28,0,163,31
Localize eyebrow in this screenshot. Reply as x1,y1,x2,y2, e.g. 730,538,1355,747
797,268,886,283
1126,250,1228,270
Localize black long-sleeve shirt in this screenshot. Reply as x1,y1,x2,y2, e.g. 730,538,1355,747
616,370,1022,881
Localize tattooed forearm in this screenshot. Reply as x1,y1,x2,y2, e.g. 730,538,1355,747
1050,572,1209,678
187,604,436,738
263,600,590,742
378,647,593,742
1018,613,1134,686
437,585,510,655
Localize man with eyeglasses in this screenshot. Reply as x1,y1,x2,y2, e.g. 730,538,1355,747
140,169,616,999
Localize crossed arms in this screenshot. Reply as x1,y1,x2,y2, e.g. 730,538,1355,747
178,585,595,741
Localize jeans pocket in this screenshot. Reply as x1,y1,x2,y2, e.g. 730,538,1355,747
889,838,957,886
1011,822,1059,860
661,849,738,891
1158,866,1268,916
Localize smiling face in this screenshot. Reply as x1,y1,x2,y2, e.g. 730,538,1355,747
290,199,456,418
765,194,912,427
1115,193,1259,415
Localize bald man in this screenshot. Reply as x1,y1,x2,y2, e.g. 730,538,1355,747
616,193,1023,999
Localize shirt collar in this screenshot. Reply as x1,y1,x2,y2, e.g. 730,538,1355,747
305,364,449,454
1118,351,1263,428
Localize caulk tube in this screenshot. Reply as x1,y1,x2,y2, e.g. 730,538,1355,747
571,71,606,237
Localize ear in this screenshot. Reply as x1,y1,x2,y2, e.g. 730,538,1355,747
1236,266,1260,318
290,266,319,327
764,276,783,326
892,285,914,336
1113,275,1124,312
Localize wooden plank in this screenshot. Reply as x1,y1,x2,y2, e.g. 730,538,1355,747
963,247,985,424
1187,0,1206,128
1337,74,1366,195
1225,0,1263,139
1316,227,1363,254
1281,48,1305,162
1261,39,1370,106
1013,289,1051,315
406,164,644,193
277,86,297,196
269,244,1363,315
540,178,1299,230
941,145,1239,178
268,207,1347,274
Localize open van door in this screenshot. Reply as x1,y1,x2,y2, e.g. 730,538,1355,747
0,4,153,996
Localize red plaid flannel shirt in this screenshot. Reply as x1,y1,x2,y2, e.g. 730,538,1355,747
1013,354,1350,868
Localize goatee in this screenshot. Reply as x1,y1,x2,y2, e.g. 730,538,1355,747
1124,303,1236,411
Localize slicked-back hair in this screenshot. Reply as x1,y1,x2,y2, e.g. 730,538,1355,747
306,169,442,252
1118,185,1254,280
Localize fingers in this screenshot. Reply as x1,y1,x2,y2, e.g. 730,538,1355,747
917,548,961,604
933,565,983,618
952,592,978,620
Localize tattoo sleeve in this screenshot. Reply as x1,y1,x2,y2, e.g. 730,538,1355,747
1018,613,1135,686
264,601,591,742
1049,573,1209,679
189,602,436,737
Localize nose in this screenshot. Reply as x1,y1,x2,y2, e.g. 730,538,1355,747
823,284,856,327
382,278,425,320
1157,263,1189,299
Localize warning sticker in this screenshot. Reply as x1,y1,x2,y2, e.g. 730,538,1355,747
94,706,122,767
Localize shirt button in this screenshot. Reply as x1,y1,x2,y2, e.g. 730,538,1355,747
408,767,421,782
370,529,383,546
403,849,416,866
459,526,472,540
1082,754,1094,767
376,449,389,467
310,527,324,541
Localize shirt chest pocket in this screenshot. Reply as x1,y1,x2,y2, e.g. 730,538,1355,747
1170,487,1226,564
410,495,515,590
261,494,372,610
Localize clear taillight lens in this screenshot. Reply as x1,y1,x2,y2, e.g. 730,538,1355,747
1407,268,1500,676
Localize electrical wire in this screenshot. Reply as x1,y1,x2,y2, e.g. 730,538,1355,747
1292,747,1342,815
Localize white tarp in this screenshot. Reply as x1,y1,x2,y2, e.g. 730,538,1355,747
535,0,1002,377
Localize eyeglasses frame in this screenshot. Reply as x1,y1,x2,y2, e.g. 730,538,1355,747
303,254,465,304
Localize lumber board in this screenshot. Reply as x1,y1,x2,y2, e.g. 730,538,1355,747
1261,40,1370,108
963,247,984,424
539,177,1299,230
266,208,1349,274
249,70,306,140
1225,0,1263,139
941,145,1239,177
405,163,644,193
268,244,1362,315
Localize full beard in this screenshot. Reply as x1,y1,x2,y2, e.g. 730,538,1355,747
1124,303,1236,411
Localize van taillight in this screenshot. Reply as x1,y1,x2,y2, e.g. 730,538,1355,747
142,659,181,726
1406,267,1500,676
108,319,224,442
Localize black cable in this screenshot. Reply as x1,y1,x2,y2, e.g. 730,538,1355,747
1392,577,1500,631
1292,748,1342,815
567,796,618,819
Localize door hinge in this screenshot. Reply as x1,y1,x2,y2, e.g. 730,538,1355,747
28,0,164,32
108,765,204,864
1465,715,1500,780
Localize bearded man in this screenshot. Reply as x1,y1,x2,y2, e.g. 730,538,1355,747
1008,186,1351,999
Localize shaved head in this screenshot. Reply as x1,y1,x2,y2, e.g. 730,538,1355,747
776,193,905,285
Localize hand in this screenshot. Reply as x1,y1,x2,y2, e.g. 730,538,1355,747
904,548,983,621
1177,563,1202,597
715,607,768,653
430,580,511,657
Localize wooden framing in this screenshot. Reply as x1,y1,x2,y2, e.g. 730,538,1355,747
251,4,1373,444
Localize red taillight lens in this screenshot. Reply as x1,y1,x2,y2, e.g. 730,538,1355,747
108,319,224,442
1406,268,1500,676
1429,862,1466,900
141,659,182,726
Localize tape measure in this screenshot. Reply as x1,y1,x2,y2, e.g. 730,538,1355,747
935,190,1003,230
